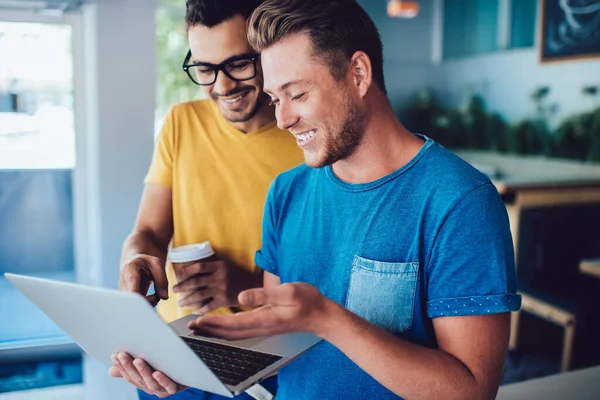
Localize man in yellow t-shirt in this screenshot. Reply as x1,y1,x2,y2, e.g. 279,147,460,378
111,1,302,398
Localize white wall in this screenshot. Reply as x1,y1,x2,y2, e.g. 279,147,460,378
432,49,600,125
77,0,156,399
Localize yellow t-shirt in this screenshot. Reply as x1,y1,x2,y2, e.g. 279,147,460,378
145,100,303,322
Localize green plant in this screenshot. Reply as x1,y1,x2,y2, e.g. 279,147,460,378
551,106,600,161
402,89,509,151
401,88,455,146
486,113,510,152
401,86,600,163
510,119,549,155
582,86,598,97
531,86,550,113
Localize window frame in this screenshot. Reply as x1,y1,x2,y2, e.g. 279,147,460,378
0,7,85,361
435,0,538,63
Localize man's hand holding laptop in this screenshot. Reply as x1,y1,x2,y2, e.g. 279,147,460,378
109,352,188,398
109,281,330,397
112,257,254,397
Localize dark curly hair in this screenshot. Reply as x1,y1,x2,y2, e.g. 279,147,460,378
185,0,263,29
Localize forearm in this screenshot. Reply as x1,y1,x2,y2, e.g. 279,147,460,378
318,302,489,400
121,230,170,267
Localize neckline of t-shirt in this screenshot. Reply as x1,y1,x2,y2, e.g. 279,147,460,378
211,101,279,138
324,133,435,192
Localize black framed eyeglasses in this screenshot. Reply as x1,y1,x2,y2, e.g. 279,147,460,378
182,50,261,86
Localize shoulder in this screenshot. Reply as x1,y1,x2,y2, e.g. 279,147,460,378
272,163,313,190
267,164,314,203
162,100,221,142
417,138,495,204
169,99,216,119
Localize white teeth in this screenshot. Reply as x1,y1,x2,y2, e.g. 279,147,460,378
224,95,243,103
298,130,316,142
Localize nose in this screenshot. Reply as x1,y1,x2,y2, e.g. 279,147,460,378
212,70,238,96
276,101,300,131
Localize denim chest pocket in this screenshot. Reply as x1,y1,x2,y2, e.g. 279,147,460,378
345,256,419,333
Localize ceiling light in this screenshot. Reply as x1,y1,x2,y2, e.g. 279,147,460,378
387,0,420,19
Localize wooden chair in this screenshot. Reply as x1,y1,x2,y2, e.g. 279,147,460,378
510,287,576,372
505,189,600,372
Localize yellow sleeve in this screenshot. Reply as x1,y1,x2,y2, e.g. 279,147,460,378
144,107,176,187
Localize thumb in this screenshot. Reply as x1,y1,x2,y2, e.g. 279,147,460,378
238,288,268,307
239,284,294,307
108,366,123,378
147,257,169,300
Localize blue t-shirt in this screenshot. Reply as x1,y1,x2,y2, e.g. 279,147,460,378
255,136,521,400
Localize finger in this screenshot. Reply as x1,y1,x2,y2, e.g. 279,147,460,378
108,354,123,378
197,297,224,315
238,288,268,307
153,371,185,395
111,354,137,387
133,358,167,395
146,259,169,300
120,266,141,294
177,261,219,279
188,307,283,339
108,366,123,378
110,354,125,378
239,284,298,308
118,352,145,387
189,306,276,331
178,288,215,308
173,274,214,293
146,293,160,307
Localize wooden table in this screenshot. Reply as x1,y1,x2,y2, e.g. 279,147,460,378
456,151,600,274
456,151,600,372
496,365,600,400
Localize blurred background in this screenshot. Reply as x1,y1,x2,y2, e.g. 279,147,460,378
0,0,599,399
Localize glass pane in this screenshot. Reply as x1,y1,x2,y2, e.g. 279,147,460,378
443,0,500,60
155,6,202,137
510,0,537,49
0,22,76,347
0,22,75,169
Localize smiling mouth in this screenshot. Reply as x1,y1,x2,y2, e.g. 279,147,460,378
220,91,249,105
294,129,316,145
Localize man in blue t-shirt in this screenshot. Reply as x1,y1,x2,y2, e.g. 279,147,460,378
181,0,519,399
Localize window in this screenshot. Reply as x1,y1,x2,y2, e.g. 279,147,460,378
443,0,500,60
0,16,81,393
0,20,76,344
0,22,75,169
442,0,538,60
155,1,202,136
510,0,537,49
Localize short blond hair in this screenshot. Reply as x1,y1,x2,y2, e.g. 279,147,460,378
248,0,386,93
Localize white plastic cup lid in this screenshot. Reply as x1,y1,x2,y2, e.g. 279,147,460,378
167,241,215,263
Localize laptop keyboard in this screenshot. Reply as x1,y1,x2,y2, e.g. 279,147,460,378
181,337,283,386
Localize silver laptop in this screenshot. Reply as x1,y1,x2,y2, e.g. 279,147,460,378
5,273,322,398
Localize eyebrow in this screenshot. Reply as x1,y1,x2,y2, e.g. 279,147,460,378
264,79,313,95
190,52,257,66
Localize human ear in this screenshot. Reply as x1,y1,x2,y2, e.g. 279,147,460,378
348,51,372,98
